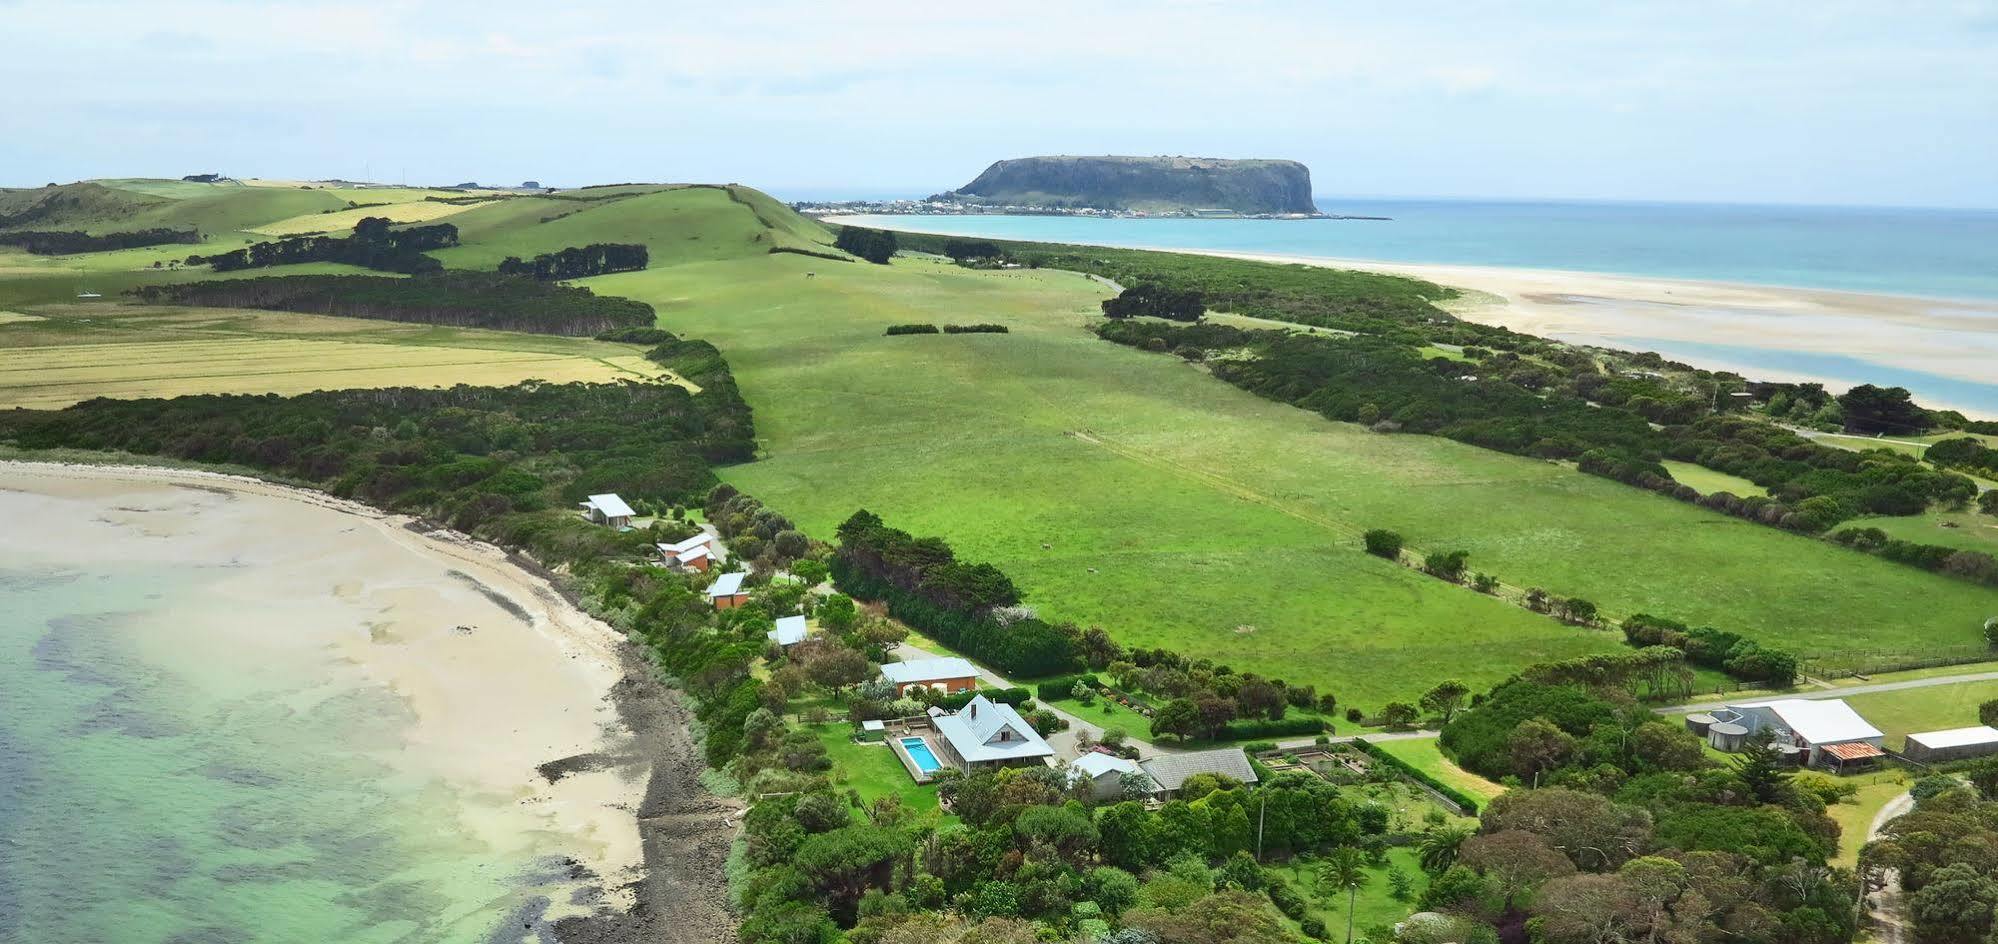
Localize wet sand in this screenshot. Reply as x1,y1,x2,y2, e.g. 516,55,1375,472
0,460,739,944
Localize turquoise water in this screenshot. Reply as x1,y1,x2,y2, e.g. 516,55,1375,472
0,555,582,942
899,737,941,774
849,199,1998,300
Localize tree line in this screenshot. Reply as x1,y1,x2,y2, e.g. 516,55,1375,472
835,226,898,264
0,227,199,255
131,272,656,336
497,242,649,280
190,217,459,275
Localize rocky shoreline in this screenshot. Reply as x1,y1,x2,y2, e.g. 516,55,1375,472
552,646,743,944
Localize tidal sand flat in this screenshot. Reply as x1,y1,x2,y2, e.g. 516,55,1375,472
0,462,679,943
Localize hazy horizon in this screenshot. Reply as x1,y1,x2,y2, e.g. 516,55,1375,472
3,1,1996,210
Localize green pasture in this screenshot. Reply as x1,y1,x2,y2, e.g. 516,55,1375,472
1841,680,1998,748
1660,459,1767,497
1368,738,1506,801
582,247,1996,705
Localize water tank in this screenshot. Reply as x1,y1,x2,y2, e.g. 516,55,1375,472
1708,722,1748,752
1685,713,1716,736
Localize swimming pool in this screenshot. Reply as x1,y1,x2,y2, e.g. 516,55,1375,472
900,737,943,775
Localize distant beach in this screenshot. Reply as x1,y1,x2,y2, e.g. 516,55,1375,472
0,461,734,944
827,206,1998,417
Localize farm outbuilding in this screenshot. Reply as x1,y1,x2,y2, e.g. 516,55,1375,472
1905,726,1998,763
579,493,636,529
879,657,981,696
1711,699,1885,772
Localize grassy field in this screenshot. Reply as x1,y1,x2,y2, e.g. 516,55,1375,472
1841,681,1998,748
0,304,673,407
1268,845,1430,939
1661,459,1767,497
1368,737,1507,800
250,199,495,236
581,248,1998,706
1825,770,1911,868
1856,508,1998,554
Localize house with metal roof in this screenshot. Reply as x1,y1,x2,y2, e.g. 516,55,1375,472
579,493,637,529
1067,751,1157,801
1138,748,1260,797
930,694,1055,774
706,571,750,609
878,656,980,695
1715,699,1885,771
660,532,714,555
768,615,808,647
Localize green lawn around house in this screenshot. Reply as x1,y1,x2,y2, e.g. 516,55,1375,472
1369,737,1507,801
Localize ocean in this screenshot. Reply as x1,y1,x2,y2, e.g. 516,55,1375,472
840,198,1998,300
0,474,635,944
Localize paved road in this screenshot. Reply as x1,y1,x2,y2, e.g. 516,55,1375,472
1656,670,1998,715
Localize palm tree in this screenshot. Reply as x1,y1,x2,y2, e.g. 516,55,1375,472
1418,825,1473,874
1316,846,1371,944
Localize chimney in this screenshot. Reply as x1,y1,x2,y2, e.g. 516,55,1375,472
969,702,978,719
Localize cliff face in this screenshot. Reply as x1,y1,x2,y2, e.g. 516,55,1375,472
946,156,1318,215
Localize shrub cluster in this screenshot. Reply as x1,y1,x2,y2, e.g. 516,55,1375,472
497,242,648,280
191,218,458,275
884,323,939,335
1830,527,1998,586
1101,282,1205,321
943,323,1009,334
834,226,896,264
0,227,200,255
830,510,1080,677
1621,613,1800,685
131,272,655,336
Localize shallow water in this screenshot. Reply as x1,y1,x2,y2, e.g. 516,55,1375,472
0,481,625,943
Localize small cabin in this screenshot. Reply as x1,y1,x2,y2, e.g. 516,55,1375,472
879,656,980,696
768,615,808,647
579,493,636,529
706,572,750,610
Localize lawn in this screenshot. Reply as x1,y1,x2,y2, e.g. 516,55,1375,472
1660,460,1767,497
1841,681,1998,748
1855,508,1998,555
809,722,952,825
1824,770,1911,868
0,304,674,407
1368,737,1507,801
584,247,1998,707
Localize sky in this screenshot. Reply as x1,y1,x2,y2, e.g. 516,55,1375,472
3,0,1996,208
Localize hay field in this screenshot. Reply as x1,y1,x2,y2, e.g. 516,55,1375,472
250,199,496,236
0,305,679,408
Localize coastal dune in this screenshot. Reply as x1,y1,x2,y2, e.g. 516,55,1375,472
0,460,738,944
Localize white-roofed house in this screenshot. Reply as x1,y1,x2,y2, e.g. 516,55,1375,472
768,615,809,648
706,571,750,610
1138,748,1260,798
1067,751,1157,801
1904,726,1998,763
1716,699,1886,771
578,493,637,529
878,656,980,696
930,694,1055,775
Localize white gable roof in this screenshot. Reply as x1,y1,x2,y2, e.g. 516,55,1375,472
933,695,1054,764
1909,726,1998,749
879,656,979,685
706,572,747,598
583,493,636,518
660,532,713,554
769,615,808,646
1072,752,1142,780
1732,699,1883,744
675,545,712,564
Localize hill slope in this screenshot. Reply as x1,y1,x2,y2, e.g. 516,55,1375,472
945,155,1319,214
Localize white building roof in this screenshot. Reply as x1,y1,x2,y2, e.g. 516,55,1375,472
933,695,1055,764
769,615,808,646
879,656,980,685
706,572,747,598
660,532,713,554
674,545,712,564
1069,752,1144,782
1731,699,1883,744
582,493,636,518
1909,726,1998,749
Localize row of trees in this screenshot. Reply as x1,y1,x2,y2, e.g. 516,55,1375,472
1102,283,1206,321
497,242,649,280
0,227,199,255
1620,612,1802,686
131,272,657,336
192,217,459,275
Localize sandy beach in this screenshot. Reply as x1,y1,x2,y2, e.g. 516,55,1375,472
0,459,738,944
826,216,1998,416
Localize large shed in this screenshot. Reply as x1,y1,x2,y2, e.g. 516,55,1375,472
1905,726,1998,763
